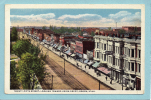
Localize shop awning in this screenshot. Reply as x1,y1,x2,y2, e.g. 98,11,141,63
84,59,89,64
65,50,70,54
57,45,62,50
52,44,56,47
63,48,68,52
97,67,111,74
92,62,100,68
87,61,94,65
54,44,59,48
71,54,76,57
68,52,72,55
97,67,106,71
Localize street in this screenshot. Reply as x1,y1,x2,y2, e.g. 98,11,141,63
29,38,112,90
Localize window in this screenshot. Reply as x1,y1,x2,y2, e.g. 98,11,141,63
128,62,130,70
97,43,99,48
104,54,106,61
139,50,141,58
116,47,117,53
131,49,134,57
118,59,120,66
139,64,141,73
131,63,134,71
97,52,99,58
104,44,106,50
129,49,130,57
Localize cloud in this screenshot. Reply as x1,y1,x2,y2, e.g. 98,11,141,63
10,13,55,22
109,11,132,19
58,14,102,21
120,12,141,26
10,11,141,27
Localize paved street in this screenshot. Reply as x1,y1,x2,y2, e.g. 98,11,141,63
29,36,112,90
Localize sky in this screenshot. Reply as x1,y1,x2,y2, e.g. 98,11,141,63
10,9,141,27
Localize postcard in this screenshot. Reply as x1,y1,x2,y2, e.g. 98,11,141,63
5,4,145,94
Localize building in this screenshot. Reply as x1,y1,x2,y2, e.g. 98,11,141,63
122,26,141,33
94,31,141,90
75,39,95,62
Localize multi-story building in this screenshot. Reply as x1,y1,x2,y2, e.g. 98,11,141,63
94,31,141,90
75,39,95,62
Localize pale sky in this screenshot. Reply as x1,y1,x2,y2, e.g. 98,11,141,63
10,9,141,27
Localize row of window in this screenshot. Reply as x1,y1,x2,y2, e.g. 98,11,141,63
124,60,141,73
124,47,141,58
95,52,141,73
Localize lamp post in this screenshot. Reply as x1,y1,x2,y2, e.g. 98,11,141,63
121,69,124,90
61,54,65,75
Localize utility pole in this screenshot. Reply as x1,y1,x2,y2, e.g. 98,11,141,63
99,80,100,90
64,58,65,75
52,75,53,89
116,22,117,29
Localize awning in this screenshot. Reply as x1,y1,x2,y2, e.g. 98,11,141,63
87,61,94,65
68,52,72,55
71,54,76,57
65,50,70,54
52,44,56,47
97,67,106,71
84,59,89,64
57,45,62,50
54,44,59,48
92,62,100,68
97,67,111,74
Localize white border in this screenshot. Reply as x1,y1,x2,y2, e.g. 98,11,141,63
5,4,145,94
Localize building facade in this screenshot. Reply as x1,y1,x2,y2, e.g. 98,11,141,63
94,33,141,90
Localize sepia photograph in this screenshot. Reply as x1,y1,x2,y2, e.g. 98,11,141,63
5,4,145,94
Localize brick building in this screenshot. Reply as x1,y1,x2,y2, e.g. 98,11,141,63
122,26,141,33
75,39,95,62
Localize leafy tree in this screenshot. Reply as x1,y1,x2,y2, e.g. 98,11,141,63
49,25,54,31
11,27,18,42
91,31,95,36
108,27,112,31
28,44,41,57
42,26,46,30
17,52,45,89
12,39,31,58
10,60,20,89
118,29,126,34
79,31,83,36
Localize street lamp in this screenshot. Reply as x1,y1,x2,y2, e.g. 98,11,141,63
61,54,65,75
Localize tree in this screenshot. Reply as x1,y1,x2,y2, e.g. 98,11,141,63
10,60,19,89
17,52,45,89
12,39,31,58
42,26,46,30
108,27,112,31
28,44,41,57
91,31,95,36
11,27,18,42
118,29,126,34
79,31,83,36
